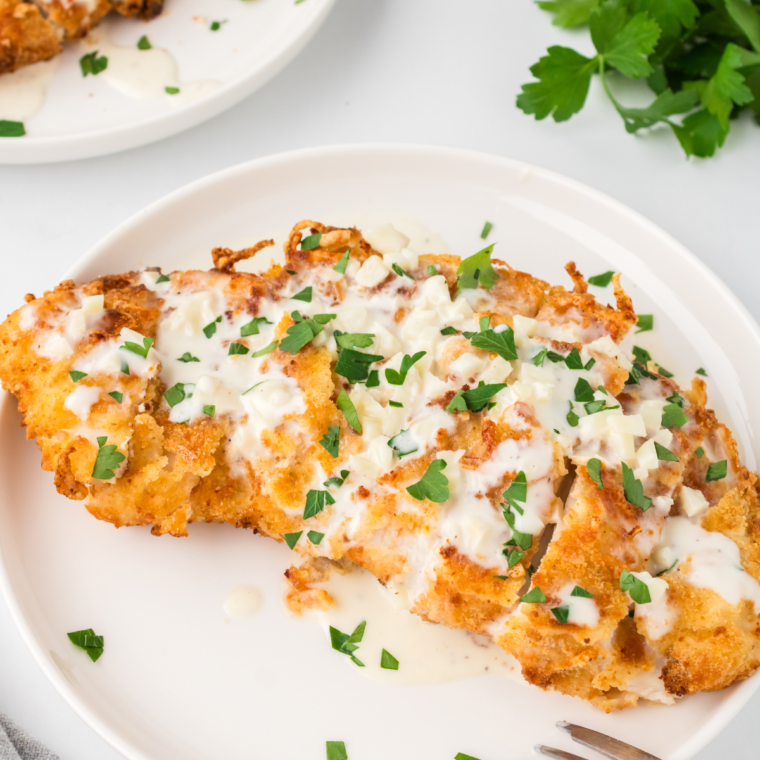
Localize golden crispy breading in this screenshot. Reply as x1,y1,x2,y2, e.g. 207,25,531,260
0,0,60,74
31,0,112,40
2,219,760,712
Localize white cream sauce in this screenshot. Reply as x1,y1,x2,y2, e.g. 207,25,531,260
0,60,58,122
224,586,263,618
83,31,220,105
652,517,760,611
310,565,522,686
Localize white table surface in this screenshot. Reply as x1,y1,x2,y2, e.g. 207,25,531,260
1,1,759,758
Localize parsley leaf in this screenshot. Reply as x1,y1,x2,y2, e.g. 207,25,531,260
505,549,525,568
481,221,493,239
67,628,104,662
655,441,679,462
456,243,499,290
336,390,362,433
551,605,570,623
69,370,88,382
380,649,399,670
538,0,601,28
326,741,348,760
92,437,126,480
241,317,272,337
589,269,617,288
291,286,312,302
333,250,350,273
445,391,468,413
324,470,350,488
178,352,200,363
80,50,108,77
662,403,689,428
587,458,604,489
621,462,652,511
470,326,518,361
696,367,707,376
228,342,249,356
251,341,278,357
320,426,340,458
706,460,728,482
164,383,186,408
279,321,319,355
335,332,375,349
571,585,593,598
388,429,418,458
308,530,324,545
0,120,25,137
620,569,651,604
108,391,123,403
303,489,336,519
521,587,547,604
695,446,704,459
137,35,151,50
284,532,302,549
203,315,222,339
121,335,154,358
336,348,384,384
385,351,426,385
635,314,653,333
301,233,322,250
392,263,414,280
574,377,595,402
406,459,449,503
440,326,459,336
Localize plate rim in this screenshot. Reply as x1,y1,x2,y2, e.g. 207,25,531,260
0,0,336,165
2,142,759,760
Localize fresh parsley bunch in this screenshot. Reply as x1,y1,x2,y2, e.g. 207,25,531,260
517,0,760,157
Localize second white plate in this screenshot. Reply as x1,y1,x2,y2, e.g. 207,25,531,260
1,145,759,760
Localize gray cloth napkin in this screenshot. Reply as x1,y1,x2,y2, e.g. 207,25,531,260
0,715,58,760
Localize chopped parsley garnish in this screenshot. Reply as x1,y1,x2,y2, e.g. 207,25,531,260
503,471,527,511
241,316,272,337
335,331,375,350
165,86,180,95
228,342,249,355
336,390,361,433
440,326,458,335
426,265,438,275
656,560,679,577
333,250,350,273
463,382,507,412
655,442,679,462
287,270,297,275
696,367,708,377
620,570,651,604
406,459,449,503
470,325,518,361
635,314,654,333
587,270,615,287
380,649,399,670
454,754,481,760
587,458,603,489
164,383,186,408
320,426,340,458
706,460,728,482
505,549,525,568
666,391,684,408
137,35,151,50
392,263,414,280
573,377,595,403
571,586,593,598
308,530,325,545
480,221,493,239
178,352,200,363
520,587,547,604
456,243,498,290
203,405,215,416
69,370,88,382
389,429,418,458
567,402,579,427
121,335,154,358
279,311,336,354
385,351,426,385
324,470,350,488
621,462,652,511
210,19,227,31
336,348,384,384
330,621,366,667
251,341,278,357
365,370,380,387
303,489,335,519
292,286,312,302
656,364,674,378
301,232,323,251
108,391,123,403
632,345,651,364
388,400,403,408
284,532,302,549
67,628,104,662
326,741,348,760
203,315,222,338
92,437,125,480
445,392,468,413
532,347,566,367
479,316,491,332
0,120,25,137
80,51,108,77
695,447,705,459
564,347,595,370
156,273,170,283
120,358,130,376
661,403,689,428
502,507,533,551
551,606,570,623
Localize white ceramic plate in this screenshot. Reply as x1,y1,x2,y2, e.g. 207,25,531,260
0,0,334,164
2,145,759,760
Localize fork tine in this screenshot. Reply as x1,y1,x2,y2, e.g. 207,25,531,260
535,746,588,760
557,722,662,760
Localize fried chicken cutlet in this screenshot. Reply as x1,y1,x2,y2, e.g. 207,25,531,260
2,219,760,711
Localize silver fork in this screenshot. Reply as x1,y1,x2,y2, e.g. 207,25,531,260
535,722,661,760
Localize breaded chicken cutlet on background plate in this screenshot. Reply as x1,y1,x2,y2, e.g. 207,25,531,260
1,145,760,760
0,0,335,163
